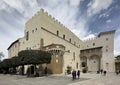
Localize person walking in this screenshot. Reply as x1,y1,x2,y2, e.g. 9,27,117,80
74,70,76,79
77,70,80,79
116,70,119,75
72,70,76,80
103,70,107,76
100,69,103,74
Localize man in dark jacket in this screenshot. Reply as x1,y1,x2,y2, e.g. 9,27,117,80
77,70,80,79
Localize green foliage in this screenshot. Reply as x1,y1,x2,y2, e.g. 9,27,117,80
67,66,72,70
66,66,72,74
0,56,22,69
116,55,120,59
82,67,88,73
11,56,22,67
1,59,12,68
0,50,51,70
18,50,51,65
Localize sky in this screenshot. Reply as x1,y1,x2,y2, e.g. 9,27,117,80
0,0,120,59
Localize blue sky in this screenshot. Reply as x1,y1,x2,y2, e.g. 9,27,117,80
0,0,120,59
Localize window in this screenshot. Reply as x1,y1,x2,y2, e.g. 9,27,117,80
68,50,70,53
73,52,75,61
76,62,78,69
106,38,108,41
93,43,95,46
63,34,65,39
40,38,44,47
57,30,59,36
106,49,108,52
36,28,37,30
26,47,28,50
32,30,34,33
26,31,29,40
86,50,89,53
81,62,86,67
91,49,95,52
69,38,71,43
74,42,76,45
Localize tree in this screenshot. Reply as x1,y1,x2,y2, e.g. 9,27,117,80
0,58,12,74
2,59,12,68
18,50,51,76
66,66,72,74
0,50,52,75
116,55,120,59
11,56,22,67
18,50,51,65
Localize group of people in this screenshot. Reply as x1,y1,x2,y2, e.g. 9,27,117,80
72,70,80,80
101,69,107,76
97,69,107,76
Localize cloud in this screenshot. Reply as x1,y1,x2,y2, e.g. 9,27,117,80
87,0,113,16
69,0,80,6
1,0,39,18
106,19,112,23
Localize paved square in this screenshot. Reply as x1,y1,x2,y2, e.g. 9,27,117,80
0,74,89,85
0,73,120,85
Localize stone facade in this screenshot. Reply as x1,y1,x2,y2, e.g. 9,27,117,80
7,9,115,74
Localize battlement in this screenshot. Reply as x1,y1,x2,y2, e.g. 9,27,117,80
25,8,81,41
98,30,116,37
83,37,98,42
83,30,116,42
26,8,69,30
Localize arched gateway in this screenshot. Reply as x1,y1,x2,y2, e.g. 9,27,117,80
80,47,102,72
88,55,100,72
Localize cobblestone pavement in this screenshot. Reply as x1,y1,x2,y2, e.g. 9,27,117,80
0,73,120,85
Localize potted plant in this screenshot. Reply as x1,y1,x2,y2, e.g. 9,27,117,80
66,66,72,74
82,66,88,73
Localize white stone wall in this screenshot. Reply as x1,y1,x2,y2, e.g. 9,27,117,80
8,40,20,58
82,31,115,72
19,9,83,73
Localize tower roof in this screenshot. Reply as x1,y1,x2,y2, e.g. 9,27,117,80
98,30,116,37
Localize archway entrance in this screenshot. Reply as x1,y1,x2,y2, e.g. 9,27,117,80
80,56,87,68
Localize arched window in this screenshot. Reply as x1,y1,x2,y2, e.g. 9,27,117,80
26,31,29,40
69,38,71,43
63,34,65,39
81,62,86,67
57,30,59,36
